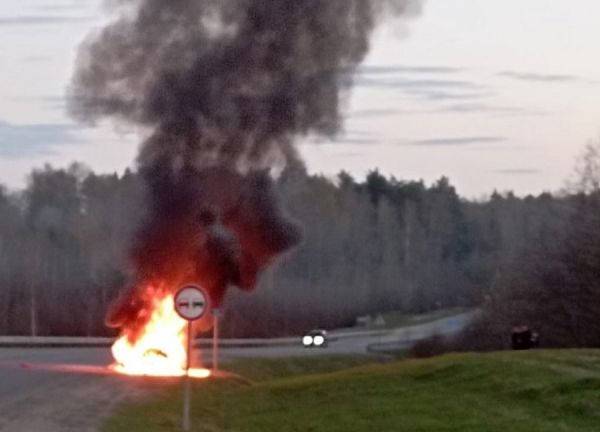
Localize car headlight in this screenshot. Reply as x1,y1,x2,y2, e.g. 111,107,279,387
302,335,313,347
313,335,325,346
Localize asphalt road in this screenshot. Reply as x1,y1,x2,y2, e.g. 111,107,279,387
0,348,158,432
0,310,475,431
211,310,476,359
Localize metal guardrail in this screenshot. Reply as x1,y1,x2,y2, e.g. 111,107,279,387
0,312,477,349
0,331,389,348
366,312,480,354
0,336,301,348
0,337,114,348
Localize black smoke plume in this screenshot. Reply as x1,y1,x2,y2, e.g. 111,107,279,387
68,0,423,337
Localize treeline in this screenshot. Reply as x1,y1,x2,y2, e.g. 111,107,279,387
0,163,575,337
228,171,562,337
419,143,600,353
448,191,600,351
0,165,143,337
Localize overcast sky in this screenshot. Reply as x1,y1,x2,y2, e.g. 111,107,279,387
0,0,599,197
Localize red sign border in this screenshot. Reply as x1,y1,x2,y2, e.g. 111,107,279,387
174,284,209,321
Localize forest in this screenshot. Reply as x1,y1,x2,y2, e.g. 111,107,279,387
1,143,599,342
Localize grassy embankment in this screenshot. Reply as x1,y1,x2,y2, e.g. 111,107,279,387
104,350,600,432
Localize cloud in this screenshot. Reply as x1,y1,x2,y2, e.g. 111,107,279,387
333,151,366,158
0,15,91,26
0,121,80,158
358,65,463,75
306,130,380,146
334,137,379,145
498,71,580,83
349,64,495,104
408,89,492,102
33,4,89,13
476,145,534,152
21,55,53,63
493,168,541,175
5,95,67,114
355,77,482,90
41,96,68,112
347,108,426,119
354,76,492,102
348,108,398,119
440,103,548,116
409,136,507,146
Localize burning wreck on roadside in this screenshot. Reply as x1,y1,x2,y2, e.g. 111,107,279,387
68,0,423,376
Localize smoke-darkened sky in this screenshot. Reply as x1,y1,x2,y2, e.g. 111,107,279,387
1,0,600,197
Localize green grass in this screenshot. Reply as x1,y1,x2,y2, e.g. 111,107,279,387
104,350,600,432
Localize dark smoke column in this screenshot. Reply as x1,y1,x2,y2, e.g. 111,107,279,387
68,0,424,336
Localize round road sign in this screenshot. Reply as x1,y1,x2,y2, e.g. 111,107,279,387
175,285,208,321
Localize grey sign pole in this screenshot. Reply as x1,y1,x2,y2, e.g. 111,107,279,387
174,285,208,432
183,320,192,431
212,309,221,374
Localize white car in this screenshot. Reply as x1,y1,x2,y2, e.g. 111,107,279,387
302,329,328,348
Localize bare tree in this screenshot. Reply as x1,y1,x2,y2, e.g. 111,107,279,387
567,139,600,194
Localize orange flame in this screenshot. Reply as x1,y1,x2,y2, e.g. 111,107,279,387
110,288,210,379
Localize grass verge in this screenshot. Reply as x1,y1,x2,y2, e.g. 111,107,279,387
103,350,600,432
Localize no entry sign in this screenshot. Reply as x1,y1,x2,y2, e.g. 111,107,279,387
175,285,208,321
175,284,210,432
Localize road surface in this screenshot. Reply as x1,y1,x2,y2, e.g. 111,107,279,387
0,310,475,431
211,310,476,359
0,348,159,432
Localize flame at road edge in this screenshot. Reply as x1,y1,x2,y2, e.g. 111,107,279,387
110,287,210,379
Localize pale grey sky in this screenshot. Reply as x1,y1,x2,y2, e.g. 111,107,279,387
0,0,599,197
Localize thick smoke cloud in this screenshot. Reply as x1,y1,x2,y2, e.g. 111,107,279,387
68,0,423,338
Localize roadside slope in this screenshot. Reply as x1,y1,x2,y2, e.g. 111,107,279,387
104,349,600,432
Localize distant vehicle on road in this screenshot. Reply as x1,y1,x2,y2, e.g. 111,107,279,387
302,329,328,348
511,325,540,350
